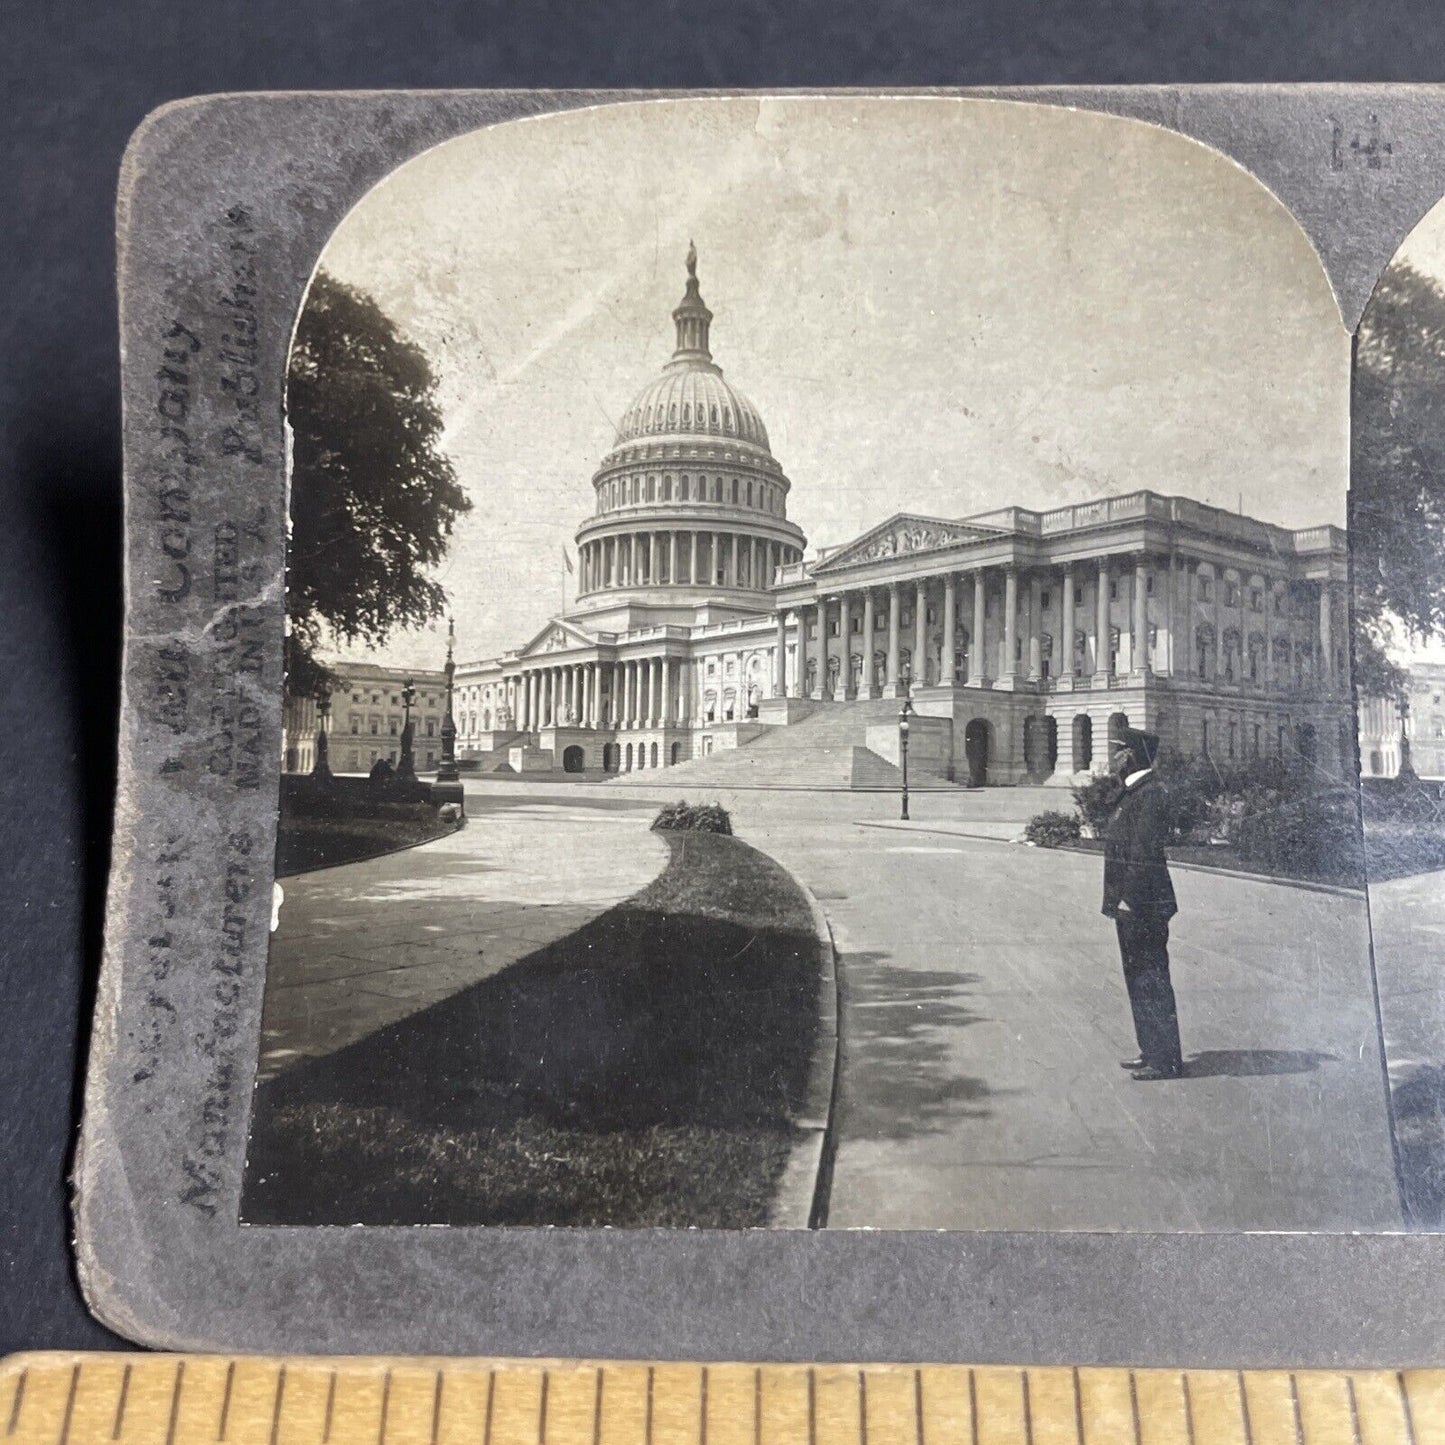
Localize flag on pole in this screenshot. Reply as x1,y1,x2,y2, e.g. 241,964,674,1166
562,547,574,575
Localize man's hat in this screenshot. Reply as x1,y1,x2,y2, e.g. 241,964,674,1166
1113,725,1161,771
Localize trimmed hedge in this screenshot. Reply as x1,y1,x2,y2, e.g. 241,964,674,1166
652,800,733,835
1024,810,1083,848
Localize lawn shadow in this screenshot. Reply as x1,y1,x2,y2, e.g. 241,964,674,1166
1184,1048,1336,1078
243,830,824,1227
835,951,999,1141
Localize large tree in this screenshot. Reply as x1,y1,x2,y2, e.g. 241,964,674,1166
1353,260,1445,698
285,271,471,699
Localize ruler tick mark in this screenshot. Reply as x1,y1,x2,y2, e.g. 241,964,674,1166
700,1367,708,1445
4,1368,23,1438
323,1371,337,1443
484,1369,497,1445
592,1369,603,1445
968,1370,978,1445
1399,1372,1420,1445
270,1366,287,1445
807,1370,816,1445
859,1370,868,1445
218,1361,235,1441
753,1369,761,1445
113,1363,132,1441
1128,1372,1141,1445
1023,1372,1035,1445
57,1363,80,1445
1346,1377,1363,1445
914,1369,924,1445
1238,1372,1255,1445
164,1362,185,1445
539,1370,550,1445
1181,1374,1196,1445
379,1368,393,1445
646,1368,655,1445
1289,1374,1303,1445
1072,1368,1085,1445
431,1371,443,1445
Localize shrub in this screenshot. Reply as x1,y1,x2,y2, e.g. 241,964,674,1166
652,800,733,835
1071,774,1123,834
1024,810,1082,848
1233,787,1364,884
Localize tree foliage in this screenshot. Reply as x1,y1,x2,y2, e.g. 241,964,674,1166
1353,260,1445,698
285,271,471,699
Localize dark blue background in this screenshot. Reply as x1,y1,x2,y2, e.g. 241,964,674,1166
4,0,1444,1351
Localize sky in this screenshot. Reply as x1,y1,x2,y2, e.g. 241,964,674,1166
305,95,1351,670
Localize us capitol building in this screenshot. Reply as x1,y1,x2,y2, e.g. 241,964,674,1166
437,247,1354,787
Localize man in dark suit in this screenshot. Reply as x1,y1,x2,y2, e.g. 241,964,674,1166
1101,726,1184,1081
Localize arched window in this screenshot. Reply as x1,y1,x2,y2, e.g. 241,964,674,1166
650,742,659,768
624,743,634,771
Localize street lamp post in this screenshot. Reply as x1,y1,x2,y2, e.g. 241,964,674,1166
1398,691,1417,782
437,617,460,784
899,666,914,821
312,692,333,786
398,678,418,782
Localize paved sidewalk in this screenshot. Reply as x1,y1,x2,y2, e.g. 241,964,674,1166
626,781,1401,1232
258,794,667,1084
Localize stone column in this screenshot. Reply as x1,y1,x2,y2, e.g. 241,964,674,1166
794,604,809,699
972,570,987,684
1095,560,1110,680
669,532,678,584
818,600,832,699
518,673,528,730
862,590,877,694
650,533,662,583
652,658,663,726
941,574,957,688
1061,567,1075,685
914,581,928,685
1003,567,1019,680
774,612,787,698
1134,558,1150,674
1215,574,1225,679
1185,563,1197,678
886,585,901,694
1027,574,1042,682
1319,582,1334,687
688,532,698,586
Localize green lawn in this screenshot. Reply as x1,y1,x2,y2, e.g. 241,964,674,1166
243,830,824,1227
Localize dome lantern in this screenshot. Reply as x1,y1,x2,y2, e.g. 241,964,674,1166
670,240,714,365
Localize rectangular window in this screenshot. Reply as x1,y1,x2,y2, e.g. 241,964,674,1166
1074,587,1084,606
1109,581,1118,601
1040,591,1051,610
350,715,360,734
830,620,840,637
1199,579,1212,602
1145,576,1153,595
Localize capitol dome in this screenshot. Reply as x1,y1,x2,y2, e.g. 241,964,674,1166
573,245,806,609
614,365,771,451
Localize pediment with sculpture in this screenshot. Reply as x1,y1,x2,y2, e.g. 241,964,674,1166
517,617,597,658
813,514,999,573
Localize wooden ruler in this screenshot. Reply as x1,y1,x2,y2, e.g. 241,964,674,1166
3,1355,1442,1445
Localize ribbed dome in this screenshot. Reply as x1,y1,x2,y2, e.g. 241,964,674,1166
615,367,770,450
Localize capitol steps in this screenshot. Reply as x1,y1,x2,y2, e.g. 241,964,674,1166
627,698,949,791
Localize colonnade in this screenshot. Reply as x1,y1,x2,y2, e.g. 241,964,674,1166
578,531,799,594
774,557,1345,701
511,656,688,731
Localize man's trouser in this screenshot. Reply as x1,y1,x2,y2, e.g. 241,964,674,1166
1116,912,1183,1072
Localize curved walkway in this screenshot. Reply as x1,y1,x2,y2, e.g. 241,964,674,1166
256,793,668,1085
